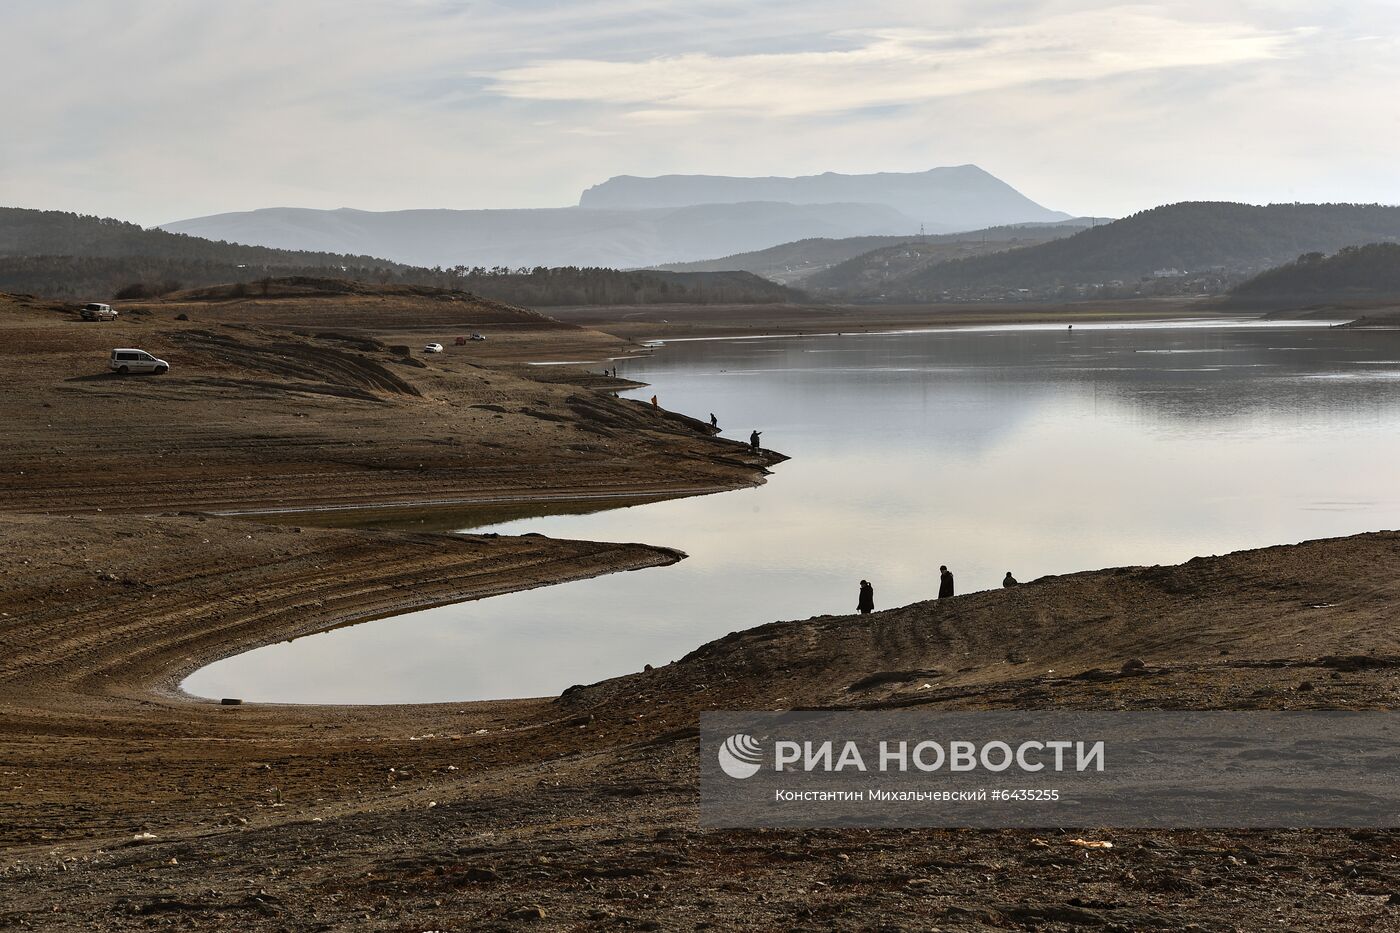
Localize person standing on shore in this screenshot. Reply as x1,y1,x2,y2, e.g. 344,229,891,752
1003,571,1018,587
938,565,955,599
857,580,874,614
651,395,659,410
749,429,762,453
709,413,719,429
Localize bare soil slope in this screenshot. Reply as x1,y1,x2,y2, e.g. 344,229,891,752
5,285,1399,931
0,289,777,514
3,521,1400,930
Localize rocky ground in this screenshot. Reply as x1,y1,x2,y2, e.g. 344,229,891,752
3,286,1399,930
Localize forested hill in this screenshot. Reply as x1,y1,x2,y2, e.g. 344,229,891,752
802,223,1089,297
0,208,801,305
456,267,803,306
0,207,413,299
1226,243,1400,307
0,207,402,264
650,235,919,282
888,203,1400,301
650,220,1097,285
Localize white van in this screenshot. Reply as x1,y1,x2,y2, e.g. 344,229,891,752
110,348,169,375
81,302,118,321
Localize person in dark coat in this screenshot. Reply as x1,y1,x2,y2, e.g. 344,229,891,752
938,565,954,599
857,580,874,614
709,413,719,429
749,429,762,453
1003,571,1018,587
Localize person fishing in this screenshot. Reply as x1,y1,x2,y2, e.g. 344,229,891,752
857,580,874,614
938,565,955,599
1003,571,1018,587
749,429,762,453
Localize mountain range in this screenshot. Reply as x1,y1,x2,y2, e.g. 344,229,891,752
161,167,1067,270
579,166,1069,230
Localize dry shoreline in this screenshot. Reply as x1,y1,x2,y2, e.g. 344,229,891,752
6,289,1400,930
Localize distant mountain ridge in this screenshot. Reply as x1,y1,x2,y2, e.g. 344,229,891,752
580,166,1069,230
161,166,1071,270
162,201,914,270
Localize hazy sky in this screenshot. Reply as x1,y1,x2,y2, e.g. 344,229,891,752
2,0,1397,225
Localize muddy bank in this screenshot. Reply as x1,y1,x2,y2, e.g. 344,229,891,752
0,290,780,514
6,286,1400,930
5,523,1400,929
8,518,1400,924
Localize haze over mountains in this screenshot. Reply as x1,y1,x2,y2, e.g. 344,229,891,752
161,167,1067,270
580,166,1069,230
15,195,1400,309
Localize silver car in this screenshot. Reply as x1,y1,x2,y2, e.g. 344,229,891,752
110,348,169,375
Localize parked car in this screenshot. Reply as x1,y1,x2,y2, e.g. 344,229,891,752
423,342,444,354
469,333,487,341
110,348,169,375
80,302,118,321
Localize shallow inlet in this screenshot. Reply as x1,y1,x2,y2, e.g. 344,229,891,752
184,319,1400,704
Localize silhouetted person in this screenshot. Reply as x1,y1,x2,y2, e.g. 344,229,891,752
650,395,659,410
857,580,874,614
709,413,718,429
1003,571,1018,587
749,429,762,453
938,565,954,599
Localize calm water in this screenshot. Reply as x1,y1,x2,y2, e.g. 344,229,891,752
184,320,1400,704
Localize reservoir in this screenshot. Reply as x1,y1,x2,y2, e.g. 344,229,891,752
184,320,1400,704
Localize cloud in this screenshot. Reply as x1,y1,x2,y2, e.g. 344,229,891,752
0,0,1395,224
487,7,1304,119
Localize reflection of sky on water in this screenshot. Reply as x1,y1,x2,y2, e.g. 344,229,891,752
185,322,1400,704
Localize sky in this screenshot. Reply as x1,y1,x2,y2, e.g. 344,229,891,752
1,0,1397,225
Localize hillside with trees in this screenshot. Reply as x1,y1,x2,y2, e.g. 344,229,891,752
651,235,921,282
453,267,801,306
0,208,798,306
801,223,1091,297
0,208,416,299
858,203,1400,302
651,220,1096,285
1225,243,1400,308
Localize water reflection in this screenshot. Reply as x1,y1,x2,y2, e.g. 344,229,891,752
185,321,1400,704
